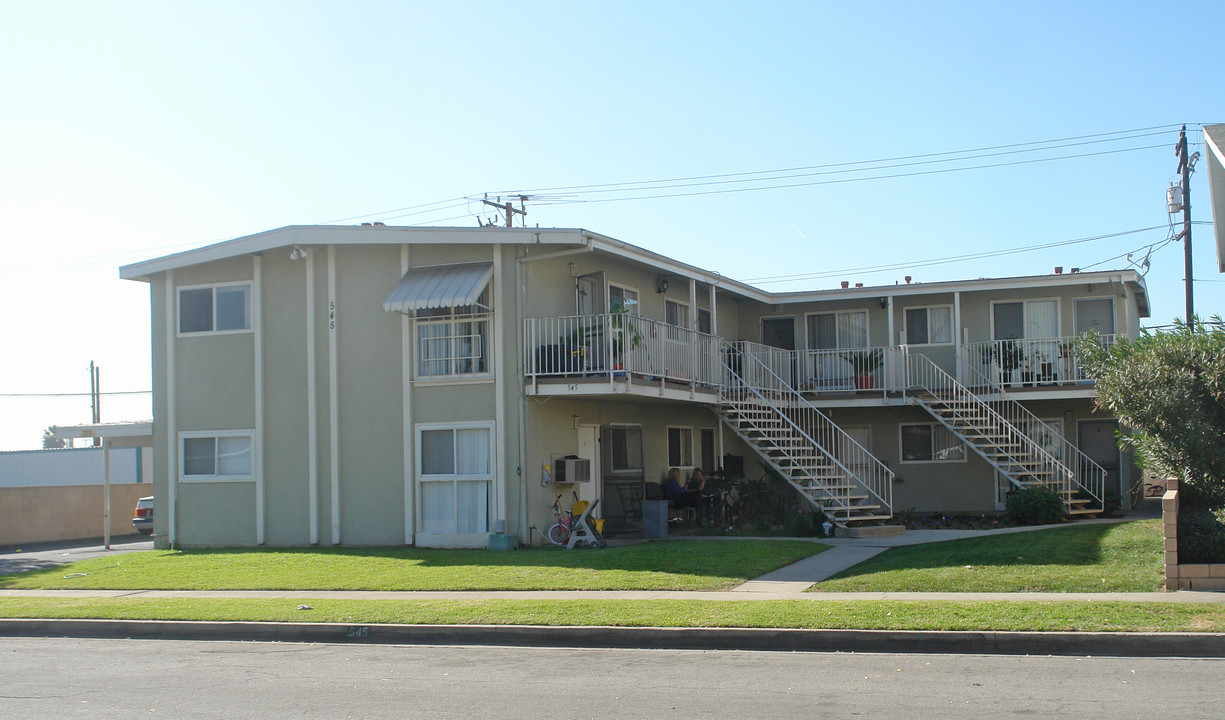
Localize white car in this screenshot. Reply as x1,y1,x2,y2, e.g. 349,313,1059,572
132,496,153,535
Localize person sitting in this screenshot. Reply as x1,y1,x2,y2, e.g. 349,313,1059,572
663,467,703,522
686,468,707,493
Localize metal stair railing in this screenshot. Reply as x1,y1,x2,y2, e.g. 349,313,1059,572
956,353,1107,511
722,341,893,520
896,346,1076,503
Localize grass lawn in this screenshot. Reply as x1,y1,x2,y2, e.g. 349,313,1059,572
816,520,1164,593
1,597,1223,633
0,540,825,592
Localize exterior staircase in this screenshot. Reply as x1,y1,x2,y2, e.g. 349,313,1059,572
898,348,1106,516
718,342,894,526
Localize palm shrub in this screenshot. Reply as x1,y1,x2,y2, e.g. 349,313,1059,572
1005,486,1066,525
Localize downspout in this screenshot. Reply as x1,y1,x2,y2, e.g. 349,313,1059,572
516,246,529,543
253,254,265,545
493,246,508,534
165,269,177,547
401,244,414,545
305,248,319,544
328,245,340,545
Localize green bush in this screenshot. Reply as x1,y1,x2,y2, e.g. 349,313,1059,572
1005,486,1067,525
1177,509,1225,564
1179,481,1225,512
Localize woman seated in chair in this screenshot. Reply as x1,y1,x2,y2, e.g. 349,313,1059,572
663,467,704,521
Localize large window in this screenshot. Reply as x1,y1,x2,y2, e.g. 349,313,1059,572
418,423,492,534
179,284,251,334
993,300,1058,340
180,431,253,481
416,289,491,378
904,306,953,345
900,423,965,463
807,310,868,349
668,426,693,467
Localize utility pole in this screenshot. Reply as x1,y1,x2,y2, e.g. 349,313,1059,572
1175,125,1195,327
481,194,528,227
89,361,101,446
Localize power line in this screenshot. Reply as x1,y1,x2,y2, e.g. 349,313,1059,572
499,131,1179,200
530,144,1169,207
743,226,1169,285
489,124,1189,196
0,391,151,396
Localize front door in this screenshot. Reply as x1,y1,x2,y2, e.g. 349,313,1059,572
577,425,600,513
576,273,606,369
760,317,797,385
1079,420,1121,502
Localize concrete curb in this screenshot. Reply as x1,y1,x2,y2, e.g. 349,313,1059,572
3,618,1224,658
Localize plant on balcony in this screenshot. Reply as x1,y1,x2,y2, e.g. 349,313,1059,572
608,307,643,369
992,339,1024,386
841,348,882,389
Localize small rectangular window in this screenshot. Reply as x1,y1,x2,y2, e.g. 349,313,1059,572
179,284,251,334
181,432,253,480
609,285,639,314
609,426,643,472
900,424,965,463
905,306,952,345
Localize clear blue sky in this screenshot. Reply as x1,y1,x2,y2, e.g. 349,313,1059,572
1,1,1222,450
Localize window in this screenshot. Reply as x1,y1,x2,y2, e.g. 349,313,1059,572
416,288,491,378
904,306,953,345
668,426,693,467
609,426,643,472
699,428,716,471
609,285,639,314
179,284,251,334
418,424,492,534
665,300,689,340
900,424,965,463
993,300,1058,340
180,432,253,480
807,310,868,349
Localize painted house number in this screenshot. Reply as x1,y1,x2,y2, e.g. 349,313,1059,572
329,301,336,331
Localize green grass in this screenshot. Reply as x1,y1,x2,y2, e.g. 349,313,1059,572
1,597,1222,633
0,540,825,592
816,520,1164,592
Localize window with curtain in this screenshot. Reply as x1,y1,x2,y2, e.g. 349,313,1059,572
807,310,868,349
416,288,491,378
993,300,1058,340
419,424,492,534
668,426,694,467
904,306,953,344
609,426,643,472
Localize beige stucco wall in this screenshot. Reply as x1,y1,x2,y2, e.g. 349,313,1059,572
0,484,150,545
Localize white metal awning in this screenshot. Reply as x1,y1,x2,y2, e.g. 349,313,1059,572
383,262,493,314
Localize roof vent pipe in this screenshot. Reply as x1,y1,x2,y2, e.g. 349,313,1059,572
1054,266,1063,274
855,283,864,288
840,281,849,289
1070,268,1081,274
904,276,912,284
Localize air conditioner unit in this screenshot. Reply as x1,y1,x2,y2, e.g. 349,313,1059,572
555,457,591,483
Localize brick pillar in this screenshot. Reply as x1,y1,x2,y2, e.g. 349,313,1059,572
1162,483,1179,591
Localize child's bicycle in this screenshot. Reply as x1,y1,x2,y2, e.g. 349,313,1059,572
542,492,605,548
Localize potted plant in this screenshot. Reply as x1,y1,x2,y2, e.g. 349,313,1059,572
608,307,643,373
841,348,883,390
992,340,1024,387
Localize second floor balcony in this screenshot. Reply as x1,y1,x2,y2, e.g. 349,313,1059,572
523,312,1116,401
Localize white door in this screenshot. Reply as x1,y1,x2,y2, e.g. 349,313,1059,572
577,425,600,513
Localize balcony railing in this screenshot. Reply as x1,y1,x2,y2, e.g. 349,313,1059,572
960,335,1116,393
524,313,721,389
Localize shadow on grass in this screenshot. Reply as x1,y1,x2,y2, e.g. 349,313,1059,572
823,521,1162,590
0,540,828,591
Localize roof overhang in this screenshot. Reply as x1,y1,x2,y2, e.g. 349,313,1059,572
383,261,493,314
52,422,154,449
1203,124,1225,273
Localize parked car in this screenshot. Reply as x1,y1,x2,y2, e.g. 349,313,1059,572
132,496,153,535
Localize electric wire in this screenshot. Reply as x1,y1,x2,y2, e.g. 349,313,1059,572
743,226,1169,285
0,391,151,398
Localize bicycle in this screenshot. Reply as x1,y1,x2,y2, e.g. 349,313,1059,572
541,492,605,547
